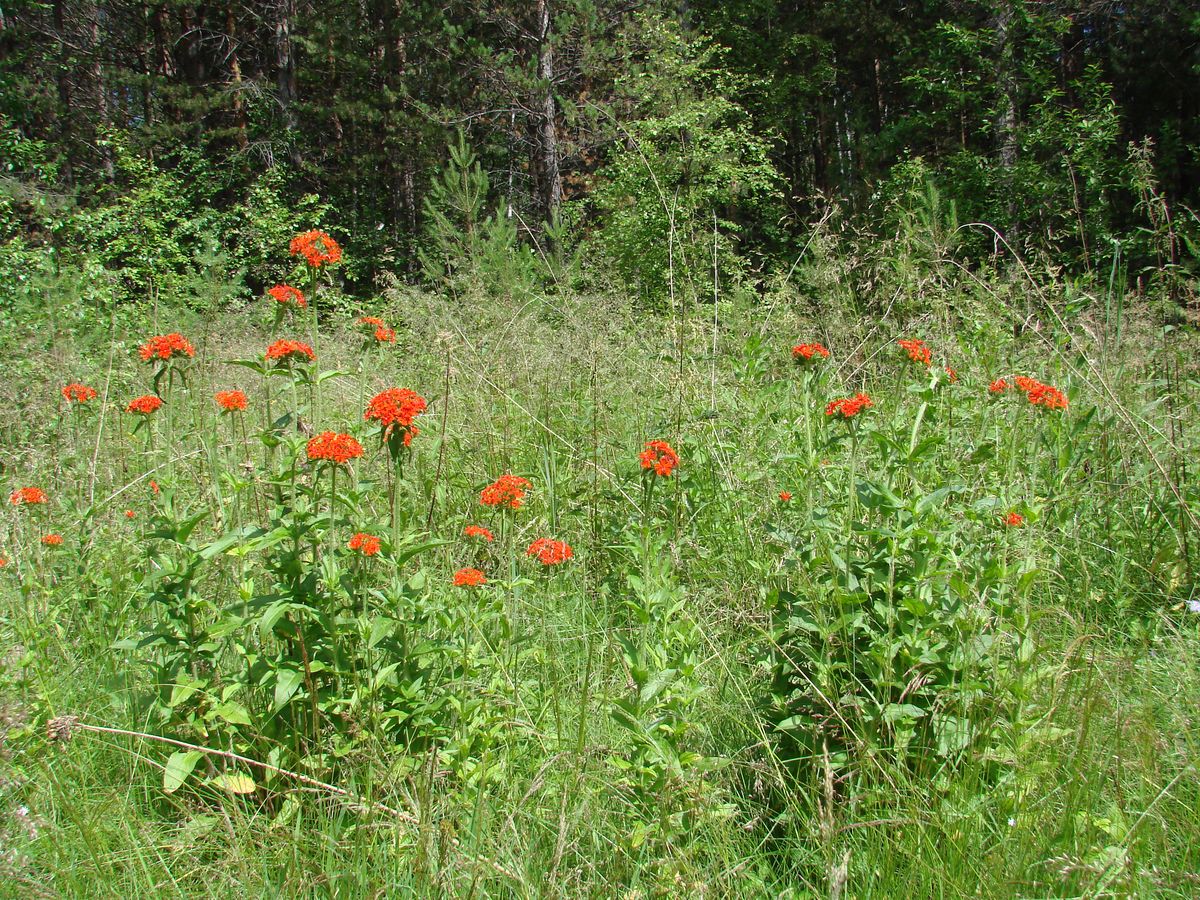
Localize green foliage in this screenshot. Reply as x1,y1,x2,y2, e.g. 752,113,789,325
583,16,785,308
419,130,538,297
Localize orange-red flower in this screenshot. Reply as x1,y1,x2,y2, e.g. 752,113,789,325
1025,382,1068,410
988,378,1009,394
480,474,532,510
267,284,307,308
944,367,958,384
1010,376,1067,410
453,567,487,587
1003,512,1025,527
526,538,573,566
365,388,426,447
357,316,396,344
639,440,679,477
150,480,160,495
265,339,316,363
779,491,792,502
214,390,248,412
898,338,931,367
289,230,342,267
306,432,364,465
825,393,874,419
10,487,48,506
0,557,7,568
139,333,195,363
62,383,97,403
464,525,495,542
126,395,163,415
792,342,831,363
41,533,63,546
348,532,382,556
124,509,135,519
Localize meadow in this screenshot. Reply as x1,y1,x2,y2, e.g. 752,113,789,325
0,230,1198,898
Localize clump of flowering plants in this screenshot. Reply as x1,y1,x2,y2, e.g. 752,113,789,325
357,316,396,346
267,284,306,310
898,338,932,367
62,383,98,404
480,474,532,511
265,339,316,366
140,332,195,396
825,392,873,421
290,230,342,269
791,342,830,365
365,387,427,535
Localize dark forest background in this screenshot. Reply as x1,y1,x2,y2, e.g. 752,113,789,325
2,0,1198,309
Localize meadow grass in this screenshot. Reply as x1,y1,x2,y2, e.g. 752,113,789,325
0,274,1197,898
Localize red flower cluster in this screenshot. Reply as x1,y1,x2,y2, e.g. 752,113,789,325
267,284,307,308
898,338,932,367
365,388,426,446
10,487,48,506
639,440,680,477
988,378,1009,394
453,567,487,587
348,532,382,556
126,395,164,415
464,524,495,542
41,534,63,546
527,538,573,566
139,333,195,363
480,474,532,510
289,230,342,267
265,339,316,363
944,367,958,384
825,393,874,419
792,342,830,363
306,432,364,465
779,491,792,502
1022,379,1068,410
1003,512,1025,527
62,383,97,403
124,509,136,519
358,316,396,343
214,390,248,412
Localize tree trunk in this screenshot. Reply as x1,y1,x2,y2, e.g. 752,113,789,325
52,0,75,185
88,1,114,180
227,6,248,150
274,0,299,156
535,0,563,231
993,0,1020,245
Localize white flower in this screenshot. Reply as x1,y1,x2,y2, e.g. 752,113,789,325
1187,600,1200,614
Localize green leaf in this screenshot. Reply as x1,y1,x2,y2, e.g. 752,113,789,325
274,668,304,709
168,678,204,708
392,539,453,569
163,750,203,793
209,772,257,794
211,701,252,727
200,525,267,560
639,668,678,705
883,703,926,723
225,358,270,375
